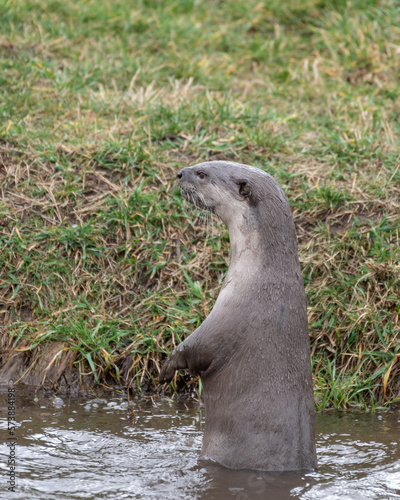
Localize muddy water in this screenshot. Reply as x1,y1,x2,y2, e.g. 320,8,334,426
1,387,400,499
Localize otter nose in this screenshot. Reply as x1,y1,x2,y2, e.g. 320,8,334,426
177,168,187,180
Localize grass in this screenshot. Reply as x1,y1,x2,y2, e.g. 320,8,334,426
0,0,399,407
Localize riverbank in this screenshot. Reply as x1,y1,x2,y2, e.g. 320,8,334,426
1,0,399,407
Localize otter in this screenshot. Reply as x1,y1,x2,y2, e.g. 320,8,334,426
159,161,317,471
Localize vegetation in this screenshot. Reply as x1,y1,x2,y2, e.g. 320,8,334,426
0,0,399,407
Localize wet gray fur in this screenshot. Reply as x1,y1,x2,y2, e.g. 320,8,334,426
159,161,317,471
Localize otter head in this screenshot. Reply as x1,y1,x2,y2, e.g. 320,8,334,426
176,161,261,228
177,160,297,270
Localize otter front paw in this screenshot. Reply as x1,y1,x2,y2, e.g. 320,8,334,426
159,356,177,383
159,345,187,383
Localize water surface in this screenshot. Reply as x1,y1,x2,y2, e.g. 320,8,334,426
1,386,399,499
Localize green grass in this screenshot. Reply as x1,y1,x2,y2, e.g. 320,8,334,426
0,0,399,407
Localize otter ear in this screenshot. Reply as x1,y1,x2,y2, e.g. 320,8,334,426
235,178,251,197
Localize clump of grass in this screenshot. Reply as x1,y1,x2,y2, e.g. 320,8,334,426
0,0,399,407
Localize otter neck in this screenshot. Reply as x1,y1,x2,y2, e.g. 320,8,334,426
227,223,263,270
226,218,297,276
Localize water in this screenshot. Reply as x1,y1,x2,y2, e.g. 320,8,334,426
1,386,400,499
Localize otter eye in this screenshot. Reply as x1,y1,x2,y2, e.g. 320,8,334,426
197,171,206,179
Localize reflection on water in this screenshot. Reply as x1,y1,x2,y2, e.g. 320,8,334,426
0,386,400,499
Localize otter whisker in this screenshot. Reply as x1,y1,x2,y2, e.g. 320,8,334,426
179,182,220,237
184,196,217,235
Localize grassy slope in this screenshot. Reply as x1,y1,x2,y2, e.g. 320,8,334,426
0,0,399,406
